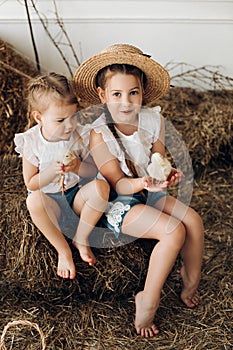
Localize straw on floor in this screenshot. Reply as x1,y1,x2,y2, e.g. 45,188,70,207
0,38,232,350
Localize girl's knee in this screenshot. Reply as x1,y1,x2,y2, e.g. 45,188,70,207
95,179,110,200
166,221,186,251
185,207,204,233
26,190,44,212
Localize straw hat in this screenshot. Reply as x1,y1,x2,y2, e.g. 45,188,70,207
73,43,170,105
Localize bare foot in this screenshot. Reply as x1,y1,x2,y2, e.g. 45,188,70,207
180,265,200,308
72,240,96,266
134,291,160,337
57,253,76,279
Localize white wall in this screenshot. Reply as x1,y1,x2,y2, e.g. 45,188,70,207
0,0,232,85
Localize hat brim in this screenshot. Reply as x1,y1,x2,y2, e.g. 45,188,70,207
74,51,170,105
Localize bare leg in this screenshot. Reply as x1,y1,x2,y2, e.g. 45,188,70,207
27,191,76,279
155,196,204,307
72,180,109,265
121,204,186,337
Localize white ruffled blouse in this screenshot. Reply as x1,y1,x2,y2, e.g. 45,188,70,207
14,124,90,193
91,106,163,178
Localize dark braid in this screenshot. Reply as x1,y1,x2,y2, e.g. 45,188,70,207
96,64,146,178
104,105,139,178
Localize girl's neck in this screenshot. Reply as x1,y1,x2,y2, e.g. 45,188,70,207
115,121,138,136
104,104,138,135
40,126,58,142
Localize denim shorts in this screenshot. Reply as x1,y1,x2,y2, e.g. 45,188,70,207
47,183,80,209
100,188,168,238
28,184,80,239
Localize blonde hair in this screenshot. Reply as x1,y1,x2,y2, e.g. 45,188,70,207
26,72,78,128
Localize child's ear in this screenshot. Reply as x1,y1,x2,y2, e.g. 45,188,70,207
97,87,106,103
32,111,42,124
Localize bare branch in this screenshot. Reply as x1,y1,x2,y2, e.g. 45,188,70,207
24,0,40,72
52,0,80,66
167,62,233,90
29,0,76,76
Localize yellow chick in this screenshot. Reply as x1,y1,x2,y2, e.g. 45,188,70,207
56,150,76,165
55,150,76,194
62,151,76,165
147,152,172,181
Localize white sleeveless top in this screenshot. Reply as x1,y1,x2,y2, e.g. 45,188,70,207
91,106,163,178
14,124,90,193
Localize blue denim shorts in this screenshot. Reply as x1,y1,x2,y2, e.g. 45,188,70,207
48,184,80,238
28,184,80,239
100,188,168,238
46,183,80,209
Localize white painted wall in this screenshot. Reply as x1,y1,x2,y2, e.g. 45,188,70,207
0,0,232,85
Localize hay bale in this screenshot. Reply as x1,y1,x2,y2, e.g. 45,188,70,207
3,154,232,295
158,87,233,172
0,38,38,155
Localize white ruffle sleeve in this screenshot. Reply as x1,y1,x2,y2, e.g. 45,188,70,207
139,106,161,144
14,127,39,167
90,107,163,177
75,123,92,159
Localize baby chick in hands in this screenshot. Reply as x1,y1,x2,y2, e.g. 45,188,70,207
55,150,77,194
145,153,184,192
147,152,172,182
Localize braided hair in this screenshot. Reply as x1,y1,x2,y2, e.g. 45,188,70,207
26,72,78,128
104,105,139,177
96,64,147,178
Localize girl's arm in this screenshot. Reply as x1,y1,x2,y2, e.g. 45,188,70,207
151,114,166,156
150,120,184,186
151,139,166,156
23,157,60,191
90,130,145,195
63,154,98,178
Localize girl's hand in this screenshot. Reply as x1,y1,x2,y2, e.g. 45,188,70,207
166,168,185,186
143,176,168,192
62,157,81,173
55,161,65,175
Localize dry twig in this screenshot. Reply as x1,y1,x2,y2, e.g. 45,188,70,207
29,0,80,76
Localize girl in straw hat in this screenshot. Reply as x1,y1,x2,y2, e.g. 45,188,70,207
74,44,204,337
14,72,109,279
